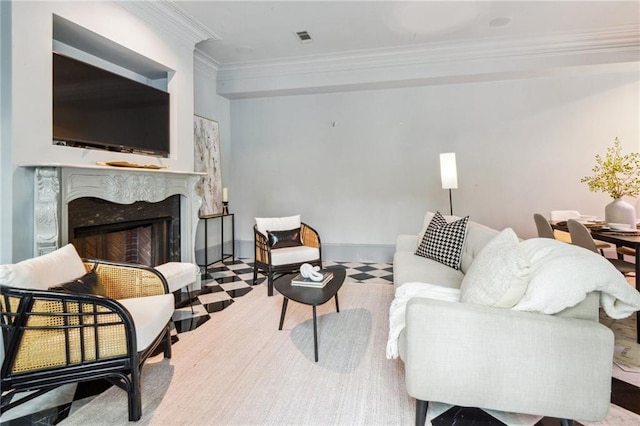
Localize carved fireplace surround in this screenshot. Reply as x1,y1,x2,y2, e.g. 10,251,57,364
21,164,203,272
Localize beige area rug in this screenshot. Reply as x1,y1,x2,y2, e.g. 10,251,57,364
61,282,414,425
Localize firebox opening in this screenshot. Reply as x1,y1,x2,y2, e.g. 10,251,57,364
68,196,181,267
73,217,172,266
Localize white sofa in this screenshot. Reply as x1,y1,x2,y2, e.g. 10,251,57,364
394,215,498,292
391,212,640,425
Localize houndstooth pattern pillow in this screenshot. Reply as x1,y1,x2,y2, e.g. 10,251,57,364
415,211,469,269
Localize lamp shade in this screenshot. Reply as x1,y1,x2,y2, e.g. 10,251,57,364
440,152,458,189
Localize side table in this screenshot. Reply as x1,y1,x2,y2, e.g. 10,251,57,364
199,213,235,268
274,268,346,362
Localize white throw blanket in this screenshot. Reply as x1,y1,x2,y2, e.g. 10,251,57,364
386,282,460,359
513,238,640,319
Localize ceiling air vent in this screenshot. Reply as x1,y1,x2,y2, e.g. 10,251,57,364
295,31,313,43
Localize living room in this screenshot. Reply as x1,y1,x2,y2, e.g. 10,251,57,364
1,1,639,425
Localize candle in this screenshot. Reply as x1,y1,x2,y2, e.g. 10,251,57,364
222,187,228,202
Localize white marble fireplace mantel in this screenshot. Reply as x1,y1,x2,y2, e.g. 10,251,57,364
20,163,204,267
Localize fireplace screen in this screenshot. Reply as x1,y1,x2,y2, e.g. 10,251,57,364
68,196,181,267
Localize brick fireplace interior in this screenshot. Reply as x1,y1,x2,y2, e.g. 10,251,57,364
68,195,181,267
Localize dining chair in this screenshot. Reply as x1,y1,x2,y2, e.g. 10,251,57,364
616,246,637,266
550,210,611,253
533,213,555,239
566,219,635,276
549,210,579,243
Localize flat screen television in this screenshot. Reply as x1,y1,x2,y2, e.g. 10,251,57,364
53,52,170,157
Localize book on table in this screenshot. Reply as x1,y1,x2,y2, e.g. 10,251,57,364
291,271,334,288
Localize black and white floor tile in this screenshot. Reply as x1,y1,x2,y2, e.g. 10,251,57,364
2,259,639,425
170,259,395,332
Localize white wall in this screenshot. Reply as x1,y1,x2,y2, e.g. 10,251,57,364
0,0,12,263
194,59,232,265
8,1,197,261
230,68,639,262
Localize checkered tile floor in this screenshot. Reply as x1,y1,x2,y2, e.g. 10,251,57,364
172,259,394,333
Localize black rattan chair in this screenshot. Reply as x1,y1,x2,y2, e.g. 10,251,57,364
1,260,174,422
253,223,322,296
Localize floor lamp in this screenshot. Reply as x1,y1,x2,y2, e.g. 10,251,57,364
440,153,458,215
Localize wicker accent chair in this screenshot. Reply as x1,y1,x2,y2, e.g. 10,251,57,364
1,248,174,422
253,216,322,296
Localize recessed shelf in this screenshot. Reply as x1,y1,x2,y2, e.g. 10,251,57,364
53,14,172,81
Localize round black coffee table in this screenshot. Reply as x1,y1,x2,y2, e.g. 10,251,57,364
274,267,346,362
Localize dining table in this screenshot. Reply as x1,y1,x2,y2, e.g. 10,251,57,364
551,221,640,343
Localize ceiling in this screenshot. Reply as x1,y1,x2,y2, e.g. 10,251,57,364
177,1,640,66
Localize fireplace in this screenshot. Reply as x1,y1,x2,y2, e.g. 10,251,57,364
68,196,181,266
22,163,203,290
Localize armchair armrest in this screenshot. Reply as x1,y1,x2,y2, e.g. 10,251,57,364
396,234,418,252
83,259,168,300
300,223,321,248
403,297,613,421
1,286,136,381
254,226,271,266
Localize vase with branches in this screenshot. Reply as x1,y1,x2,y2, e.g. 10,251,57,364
581,137,640,227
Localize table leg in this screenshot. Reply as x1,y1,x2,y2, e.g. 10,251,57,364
335,293,340,313
231,214,235,261
313,305,318,362
279,298,288,330
636,251,639,344
203,218,208,268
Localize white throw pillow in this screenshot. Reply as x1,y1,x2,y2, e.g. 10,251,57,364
459,228,530,308
255,214,301,236
0,244,87,291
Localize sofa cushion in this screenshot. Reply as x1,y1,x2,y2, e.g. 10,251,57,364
0,244,87,291
415,212,469,270
268,228,302,249
49,268,107,297
118,294,174,352
459,228,530,308
459,222,500,274
255,215,301,236
393,251,464,290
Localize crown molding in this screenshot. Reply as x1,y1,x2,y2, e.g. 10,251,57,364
194,49,219,79
218,25,640,82
215,24,639,98
116,0,221,48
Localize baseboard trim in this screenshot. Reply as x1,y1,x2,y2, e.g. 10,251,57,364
195,242,234,266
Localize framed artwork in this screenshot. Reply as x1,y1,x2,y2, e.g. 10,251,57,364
194,115,222,216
